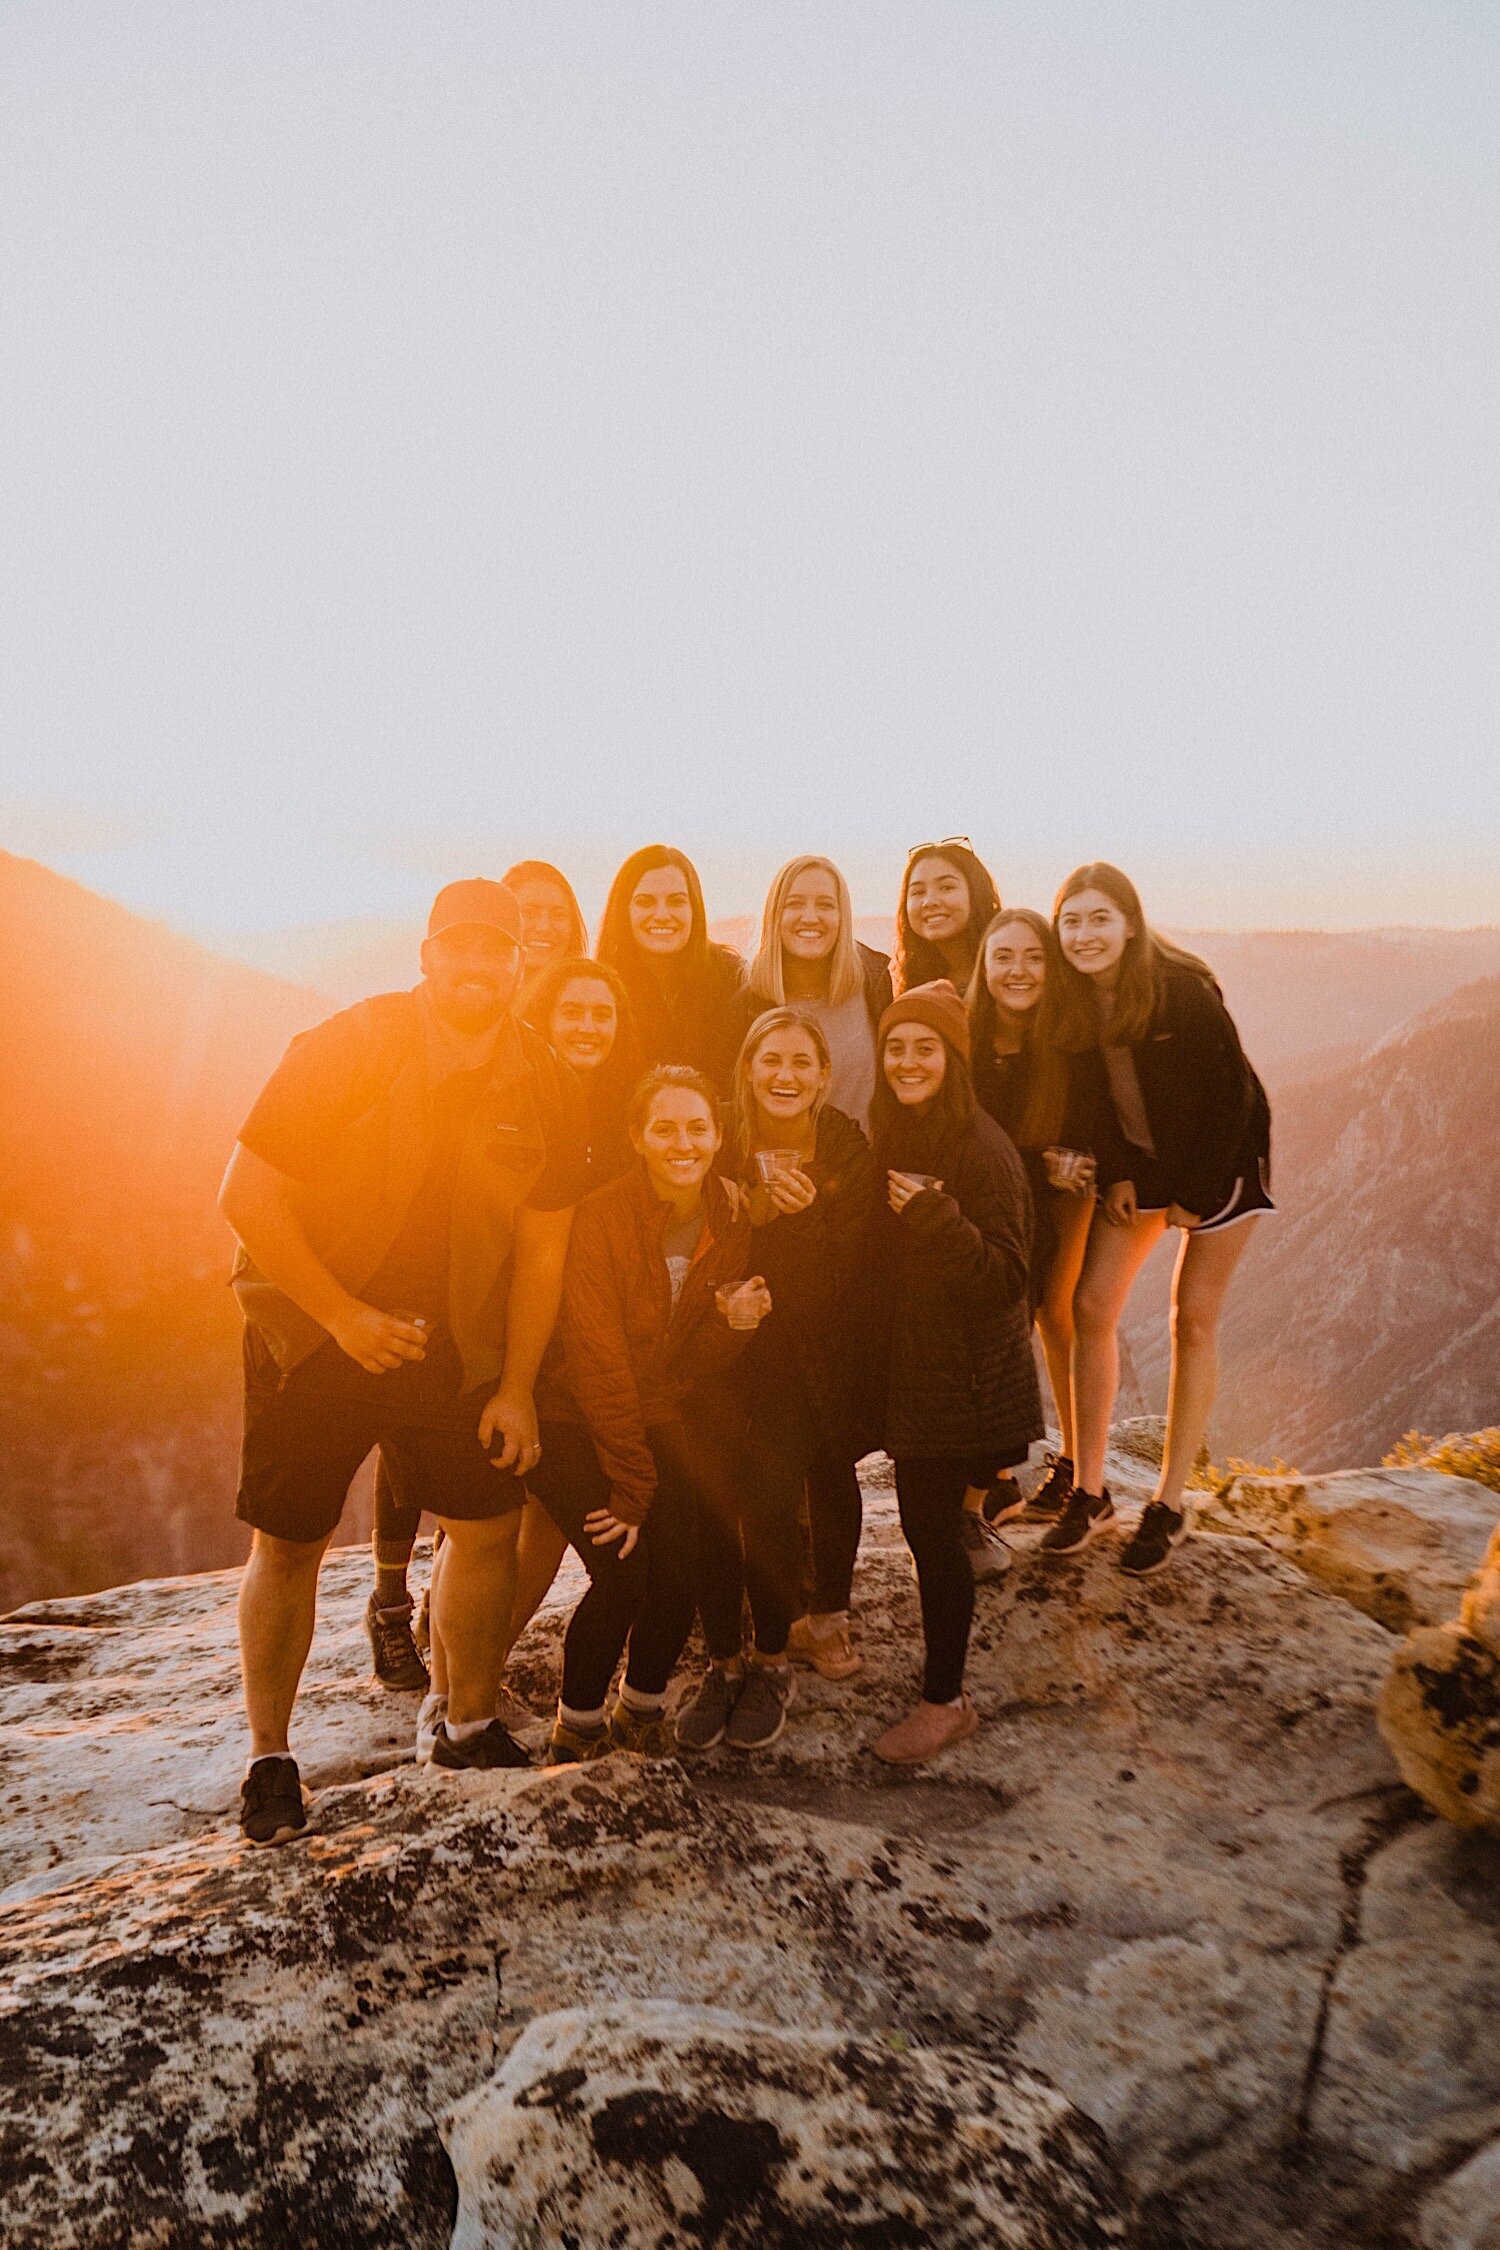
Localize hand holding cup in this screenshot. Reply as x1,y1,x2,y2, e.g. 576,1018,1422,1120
716,1276,773,1330
887,1170,942,1215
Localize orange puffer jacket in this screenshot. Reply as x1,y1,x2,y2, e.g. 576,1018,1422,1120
556,1162,753,1524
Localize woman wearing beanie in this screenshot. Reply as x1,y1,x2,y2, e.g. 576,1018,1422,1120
870,981,1043,1763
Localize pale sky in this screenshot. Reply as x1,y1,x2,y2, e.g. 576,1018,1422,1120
2,1,1497,945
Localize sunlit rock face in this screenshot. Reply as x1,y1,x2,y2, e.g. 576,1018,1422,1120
1380,1522,1500,1834
2,1475,1498,2249
1198,1465,1500,1634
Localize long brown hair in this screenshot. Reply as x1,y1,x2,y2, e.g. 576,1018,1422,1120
870,1019,976,1171
1052,863,1216,1045
728,1006,833,1166
597,844,712,987
893,841,1001,995
966,908,1078,1150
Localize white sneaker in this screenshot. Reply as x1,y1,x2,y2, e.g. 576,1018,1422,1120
498,1683,550,1748
415,1692,447,1766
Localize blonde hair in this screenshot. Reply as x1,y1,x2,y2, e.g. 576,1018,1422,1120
748,856,864,1007
729,1007,833,1165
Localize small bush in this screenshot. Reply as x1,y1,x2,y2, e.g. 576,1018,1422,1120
1383,1429,1500,1497
1191,1454,1300,1493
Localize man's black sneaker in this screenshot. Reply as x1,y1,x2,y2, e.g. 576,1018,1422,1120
365,1592,430,1692
982,1474,1027,1526
239,1756,308,1848
1025,1454,1074,1521
1039,1486,1115,1557
429,1720,532,1771
1120,1502,1188,1577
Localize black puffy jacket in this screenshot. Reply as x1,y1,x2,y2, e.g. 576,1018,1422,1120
877,1106,1044,1463
1092,960,1269,1219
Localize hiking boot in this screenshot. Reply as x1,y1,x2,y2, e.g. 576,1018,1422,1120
674,1665,741,1752
415,1692,447,1765
1039,1486,1115,1557
545,1717,612,1767
787,1614,863,1681
608,1699,673,1758
1120,1502,1188,1577
365,1592,429,1692
982,1474,1027,1526
429,1719,531,1771
1025,1453,1074,1521
239,1755,308,1848
961,1511,1013,1581
873,1695,978,1766
724,1663,794,1752
412,1583,431,1656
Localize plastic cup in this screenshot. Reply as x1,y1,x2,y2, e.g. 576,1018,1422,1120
723,1283,763,1330
754,1149,802,1182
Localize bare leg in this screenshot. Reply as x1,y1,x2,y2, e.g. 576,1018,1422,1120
1156,1219,1260,1513
1035,1191,1094,1459
238,1529,332,1761
499,1497,568,1666
1070,1209,1168,1494
433,1512,522,1727
428,1533,450,1700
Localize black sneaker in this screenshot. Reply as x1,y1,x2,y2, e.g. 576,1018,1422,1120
429,1719,532,1771
1039,1486,1115,1557
724,1663,794,1751
365,1592,430,1692
239,1755,308,1847
1025,1454,1074,1521
1120,1502,1188,1577
674,1665,741,1752
982,1474,1027,1526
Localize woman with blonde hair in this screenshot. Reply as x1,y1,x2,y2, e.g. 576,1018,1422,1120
740,855,892,1132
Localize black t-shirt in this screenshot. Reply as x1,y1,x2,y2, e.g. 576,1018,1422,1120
239,1005,588,1319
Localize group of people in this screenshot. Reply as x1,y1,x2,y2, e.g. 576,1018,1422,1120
223,840,1272,1846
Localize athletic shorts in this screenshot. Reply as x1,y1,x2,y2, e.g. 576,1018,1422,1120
1137,1122,1275,1235
236,1323,525,1545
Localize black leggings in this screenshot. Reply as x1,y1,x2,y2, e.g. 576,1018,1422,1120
806,1447,863,1615
530,1417,703,1712
894,1456,974,1705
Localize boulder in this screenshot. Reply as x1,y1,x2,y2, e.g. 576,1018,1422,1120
444,2002,1131,2248
1378,1520,1500,1833
1419,2138,1500,2250
1197,1466,1500,1633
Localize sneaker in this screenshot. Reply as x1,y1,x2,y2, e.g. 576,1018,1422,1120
365,1592,430,1692
1039,1486,1115,1557
674,1665,741,1752
608,1699,673,1758
1120,1502,1188,1577
1025,1453,1074,1521
415,1692,447,1766
412,1583,431,1656
787,1614,864,1682
982,1474,1027,1526
497,1683,550,1749
239,1755,307,1847
724,1663,794,1751
961,1511,1013,1581
429,1719,532,1771
544,1717,612,1767
872,1695,978,1766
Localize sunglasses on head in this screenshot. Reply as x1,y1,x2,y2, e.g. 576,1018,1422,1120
906,835,974,860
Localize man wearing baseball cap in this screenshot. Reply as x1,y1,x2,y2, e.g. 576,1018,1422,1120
220,878,586,1842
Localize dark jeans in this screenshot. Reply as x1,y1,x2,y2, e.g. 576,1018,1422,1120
531,1417,704,1712
894,1455,974,1705
698,1378,863,1660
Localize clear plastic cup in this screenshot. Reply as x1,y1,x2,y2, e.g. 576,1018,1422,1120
754,1149,802,1183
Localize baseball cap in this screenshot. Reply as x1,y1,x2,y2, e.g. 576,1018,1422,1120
426,879,524,945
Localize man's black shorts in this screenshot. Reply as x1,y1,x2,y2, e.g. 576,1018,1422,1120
236,1324,525,1545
